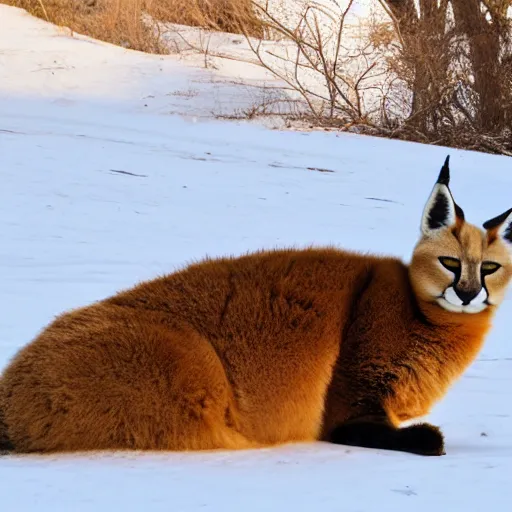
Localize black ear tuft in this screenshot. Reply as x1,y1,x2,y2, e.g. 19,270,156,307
437,155,464,220
483,208,512,231
483,208,512,244
436,155,450,186
421,156,461,236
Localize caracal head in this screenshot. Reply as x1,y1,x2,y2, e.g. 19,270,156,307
410,156,512,314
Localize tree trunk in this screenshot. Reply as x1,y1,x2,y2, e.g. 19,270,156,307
450,0,505,132
381,0,450,131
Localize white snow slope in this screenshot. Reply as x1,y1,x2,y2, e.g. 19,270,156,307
1,6,512,511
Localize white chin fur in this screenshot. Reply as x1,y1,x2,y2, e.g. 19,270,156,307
437,286,488,314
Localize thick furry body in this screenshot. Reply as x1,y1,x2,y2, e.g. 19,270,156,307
0,248,491,453
2,157,510,456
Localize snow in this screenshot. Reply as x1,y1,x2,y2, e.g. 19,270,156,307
0,6,287,121
1,4,512,511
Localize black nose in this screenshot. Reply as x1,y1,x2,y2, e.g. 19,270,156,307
454,287,480,306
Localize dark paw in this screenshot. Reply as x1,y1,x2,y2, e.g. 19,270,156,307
399,423,445,456
330,421,396,449
329,420,445,456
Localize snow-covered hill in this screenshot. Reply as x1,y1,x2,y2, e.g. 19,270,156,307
1,5,511,511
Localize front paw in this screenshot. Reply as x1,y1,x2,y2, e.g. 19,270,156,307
329,421,396,449
399,423,445,456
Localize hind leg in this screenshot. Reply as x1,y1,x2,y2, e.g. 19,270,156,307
1,319,254,453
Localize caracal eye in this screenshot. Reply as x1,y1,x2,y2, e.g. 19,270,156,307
439,257,461,271
481,261,501,274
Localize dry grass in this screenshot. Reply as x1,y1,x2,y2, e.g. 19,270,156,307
149,0,264,38
3,0,162,53
2,0,263,53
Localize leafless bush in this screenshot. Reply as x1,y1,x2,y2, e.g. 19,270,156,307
373,0,512,154
243,0,511,155
241,1,392,127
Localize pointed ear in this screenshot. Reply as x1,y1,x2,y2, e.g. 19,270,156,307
421,155,465,237
483,208,512,246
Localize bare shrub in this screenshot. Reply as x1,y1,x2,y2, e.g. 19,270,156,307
242,0,511,155
242,1,387,126
375,0,512,153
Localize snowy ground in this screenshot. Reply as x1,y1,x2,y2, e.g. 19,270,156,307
1,5,512,511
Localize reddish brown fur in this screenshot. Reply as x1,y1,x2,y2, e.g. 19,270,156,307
0,247,498,453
